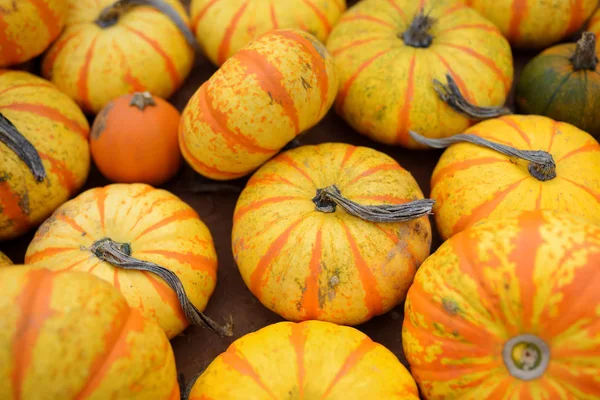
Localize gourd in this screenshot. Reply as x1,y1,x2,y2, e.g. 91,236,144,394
0,251,11,266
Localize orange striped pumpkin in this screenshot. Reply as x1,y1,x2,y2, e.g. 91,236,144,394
0,69,90,241
232,143,432,325
403,209,600,399
0,0,68,67
188,320,420,399
179,29,338,181
24,183,218,339
0,251,11,266
41,0,194,115
190,0,347,66
326,0,513,148
0,266,179,399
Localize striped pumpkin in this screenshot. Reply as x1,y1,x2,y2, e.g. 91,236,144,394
403,210,600,399
0,70,90,241
0,266,179,399
24,183,218,339
188,320,419,399
326,0,513,148
430,114,600,241
0,251,11,266
190,0,347,66
464,0,597,49
41,0,194,115
179,29,338,181
232,143,432,325
0,0,68,67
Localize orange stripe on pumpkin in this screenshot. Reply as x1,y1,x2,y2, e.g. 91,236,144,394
0,181,29,233
95,187,108,231
77,36,98,112
0,103,88,138
301,0,332,34
0,15,21,64
269,1,278,28
42,29,82,77
557,142,600,162
331,36,386,57
439,2,467,18
0,82,54,97
341,14,395,29
179,131,247,179
136,249,217,280
135,208,199,240
396,52,416,144
192,0,222,33
234,196,304,223
25,247,74,263
340,145,357,169
289,323,307,397
38,152,79,195
507,1,527,44
142,271,187,325
346,163,403,186
498,117,532,148
113,42,145,92
28,0,61,40
566,0,587,36
300,227,323,319
245,173,303,190
431,157,509,187
220,345,277,399
431,51,475,103
54,212,86,235
560,177,600,205
387,0,408,23
217,1,249,65
436,23,502,36
274,153,315,185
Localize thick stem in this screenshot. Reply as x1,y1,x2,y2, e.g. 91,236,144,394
570,32,598,71
409,130,556,182
129,91,156,110
313,185,435,223
88,237,233,337
401,9,435,48
434,74,512,120
0,113,46,182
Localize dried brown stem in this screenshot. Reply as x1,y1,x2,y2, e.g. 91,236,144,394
129,91,156,110
401,8,435,48
570,32,598,71
0,113,46,182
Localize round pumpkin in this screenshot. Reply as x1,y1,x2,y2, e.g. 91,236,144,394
232,142,433,325
0,69,90,241
403,209,600,399
179,28,338,181
90,92,182,186
464,0,597,49
190,0,347,66
41,0,195,115
188,320,419,399
0,0,68,67
24,183,219,339
0,251,11,266
0,266,179,399
325,0,513,149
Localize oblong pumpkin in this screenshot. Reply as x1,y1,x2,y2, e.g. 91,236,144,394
179,28,338,180
0,266,179,399
0,251,11,266
403,209,600,399
188,320,419,399
0,69,90,241
190,0,347,66
232,143,432,325
326,0,513,148
24,183,218,339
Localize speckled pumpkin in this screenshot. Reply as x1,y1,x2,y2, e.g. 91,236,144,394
232,143,432,325
191,0,346,66
403,209,600,399
0,251,11,266
24,183,218,339
0,70,90,241
0,266,179,399
179,29,338,180
188,320,419,399
326,0,513,148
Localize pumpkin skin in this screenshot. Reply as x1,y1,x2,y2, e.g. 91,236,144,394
232,143,432,325
41,0,194,115
430,114,600,241
188,320,419,399
179,29,338,180
0,70,90,241
402,210,600,399
0,0,68,67
190,0,347,66
24,183,218,339
0,266,179,399
588,7,600,36
326,0,513,148
0,251,11,266
464,0,597,49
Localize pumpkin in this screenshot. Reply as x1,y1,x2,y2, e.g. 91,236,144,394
0,0,68,67
464,0,597,49
402,209,600,399
24,183,228,339
179,28,338,181
588,6,600,36
0,251,11,266
188,320,419,399
0,266,179,399
190,0,347,66
0,69,90,241
232,142,433,325
325,0,513,149
90,91,182,186
41,0,195,115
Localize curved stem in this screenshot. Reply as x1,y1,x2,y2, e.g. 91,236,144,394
130,91,156,110
88,237,233,337
401,8,434,48
570,32,598,71
0,113,46,182
409,130,556,182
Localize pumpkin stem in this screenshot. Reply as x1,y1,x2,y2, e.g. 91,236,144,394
401,8,435,48
409,130,557,182
88,237,234,337
434,74,512,120
0,112,46,182
502,334,550,381
130,91,157,110
95,0,196,48
313,185,435,223
570,32,598,71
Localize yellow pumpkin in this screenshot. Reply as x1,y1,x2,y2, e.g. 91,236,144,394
190,0,347,66
0,251,11,266
188,320,420,399
0,69,90,241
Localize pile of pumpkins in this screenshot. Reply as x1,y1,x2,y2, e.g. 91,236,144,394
1,0,600,399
